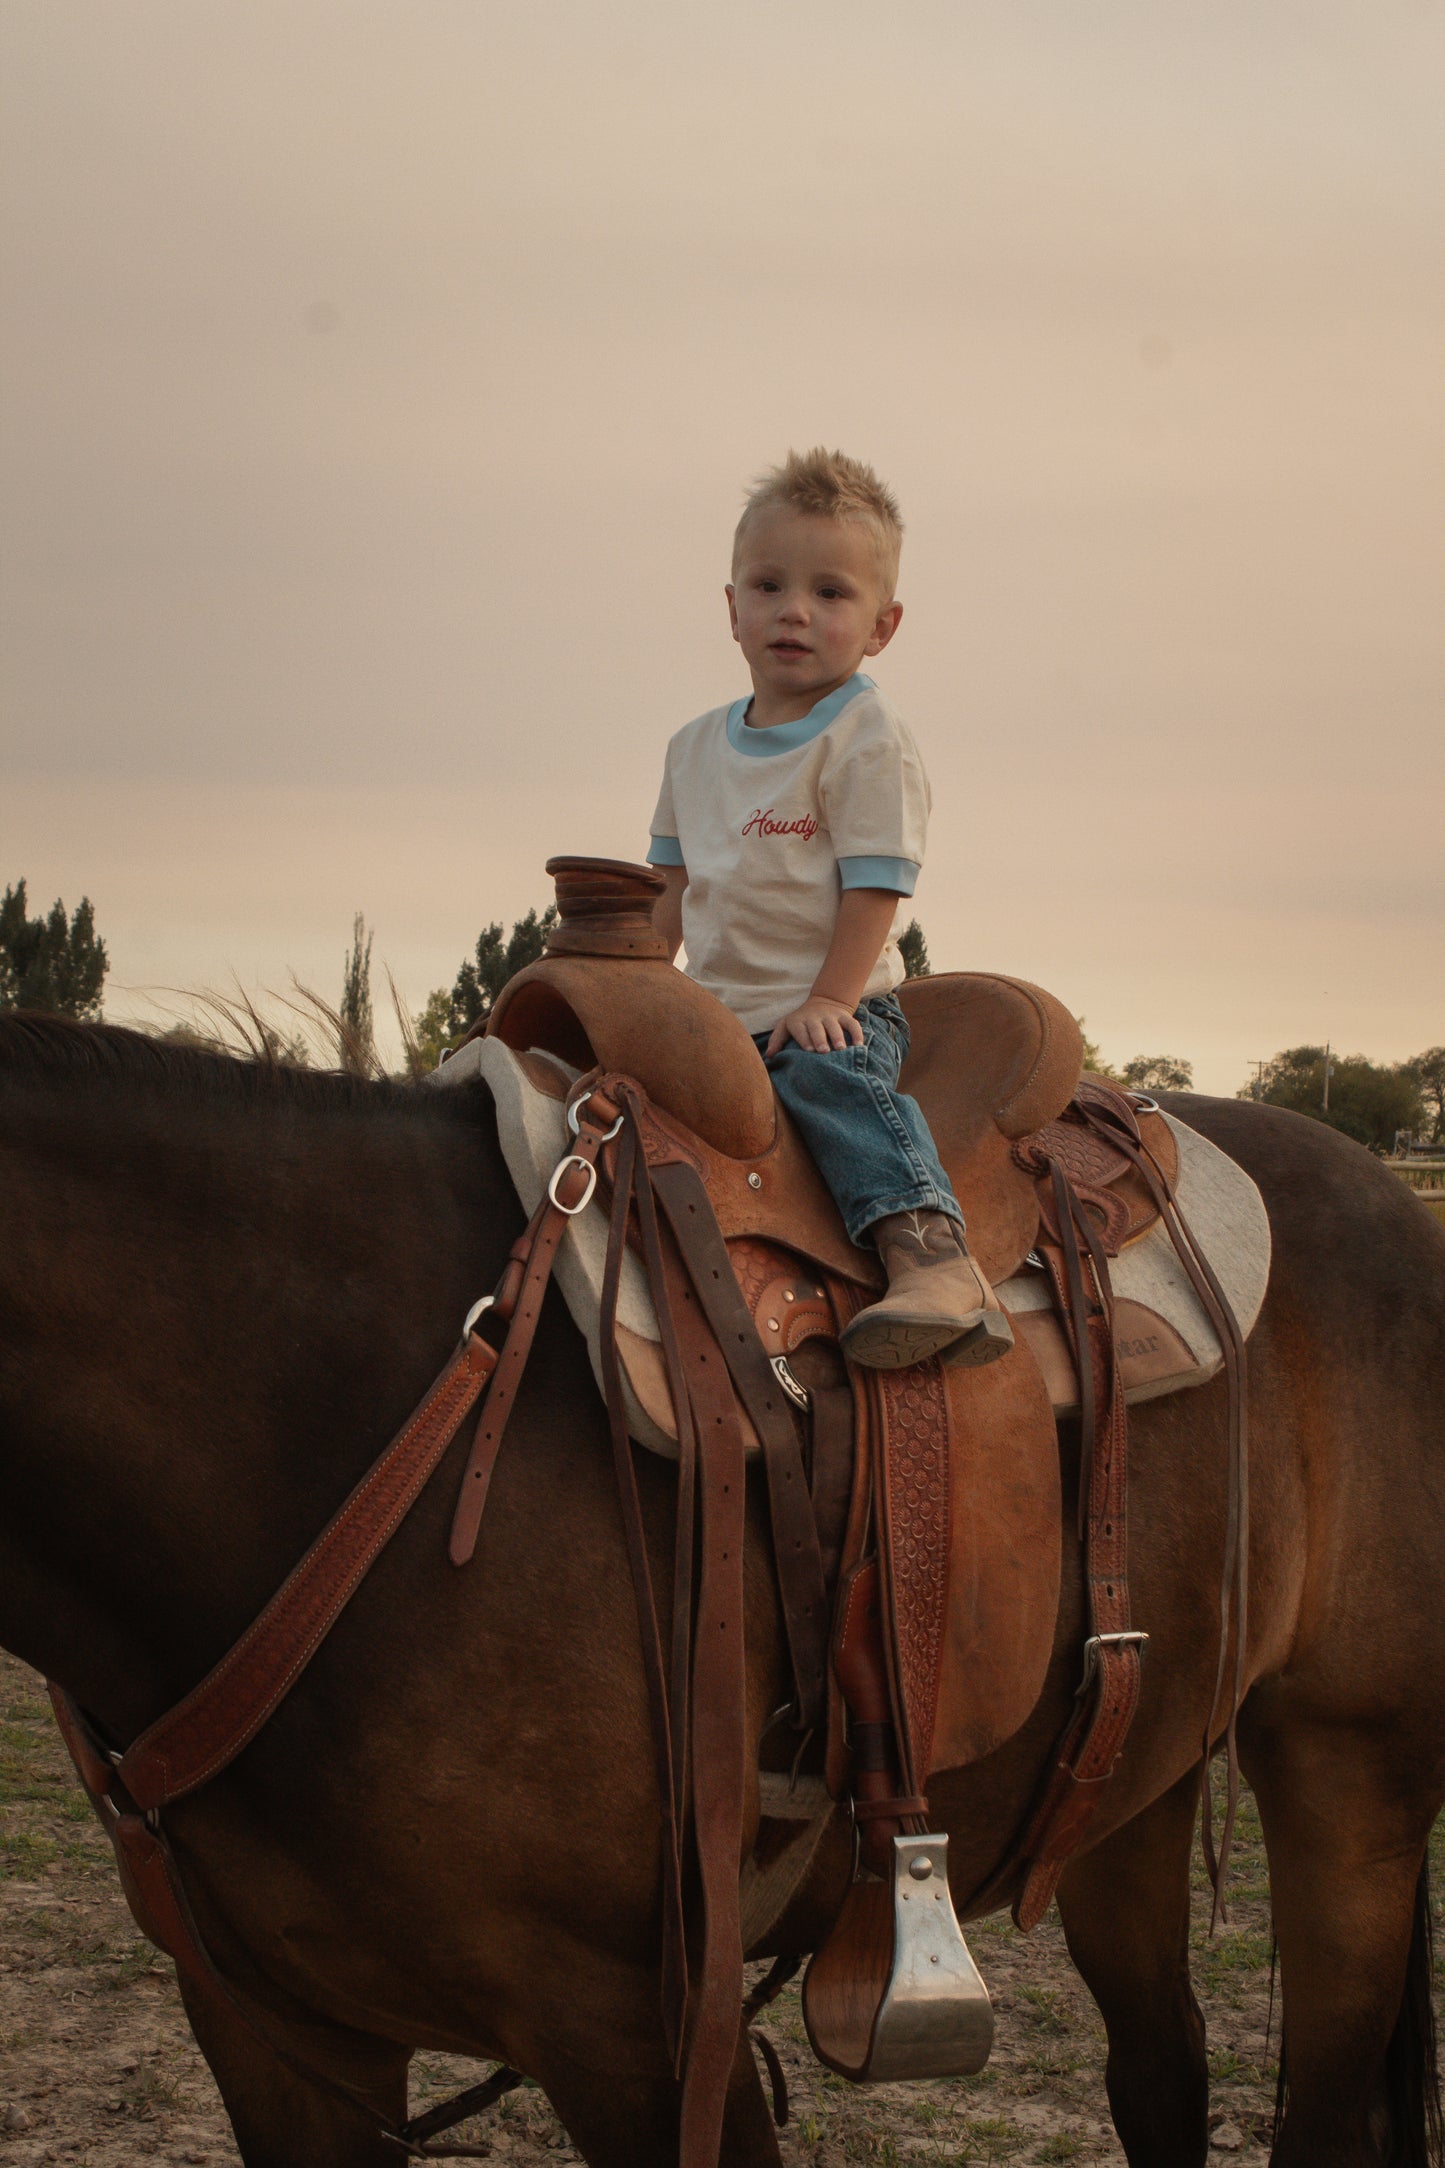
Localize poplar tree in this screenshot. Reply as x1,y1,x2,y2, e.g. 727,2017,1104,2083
0,881,108,1019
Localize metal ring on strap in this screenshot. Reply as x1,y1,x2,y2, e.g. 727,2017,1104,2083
567,1092,625,1142
461,1294,495,1339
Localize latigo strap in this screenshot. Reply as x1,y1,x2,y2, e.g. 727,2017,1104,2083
1006,1084,1248,1930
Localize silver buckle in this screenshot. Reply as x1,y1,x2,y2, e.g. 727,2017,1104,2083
771,1354,811,1411
1079,1630,1149,1693
547,1152,599,1215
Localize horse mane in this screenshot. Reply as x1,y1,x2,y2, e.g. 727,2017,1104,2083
0,1012,473,1122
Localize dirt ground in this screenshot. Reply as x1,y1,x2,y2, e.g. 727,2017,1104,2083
2,1649,1440,2166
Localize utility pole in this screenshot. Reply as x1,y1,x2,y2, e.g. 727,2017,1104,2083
1322,1042,1333,1112
1249,1060,1266,1099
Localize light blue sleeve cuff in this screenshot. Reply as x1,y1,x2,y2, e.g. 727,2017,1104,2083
646,835,685,867
838,854,919,895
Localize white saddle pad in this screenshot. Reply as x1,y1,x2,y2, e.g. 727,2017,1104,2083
995,1114,1271,1413
428,1035,678,1453
429,1039,1270,1447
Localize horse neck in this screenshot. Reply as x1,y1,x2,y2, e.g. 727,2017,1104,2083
0,1060,518,1736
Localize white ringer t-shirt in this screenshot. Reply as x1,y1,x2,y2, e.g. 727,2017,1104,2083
646,673,930,1036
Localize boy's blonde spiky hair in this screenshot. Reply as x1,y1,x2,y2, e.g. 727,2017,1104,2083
732,447,904,599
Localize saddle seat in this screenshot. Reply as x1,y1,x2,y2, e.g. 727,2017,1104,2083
487,858,1095,1286
467,857,1266,1438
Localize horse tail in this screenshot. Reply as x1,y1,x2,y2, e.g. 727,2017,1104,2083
1270,1857,1442,2165
1384,1855,1443,2167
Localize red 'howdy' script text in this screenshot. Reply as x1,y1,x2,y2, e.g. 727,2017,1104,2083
742,808,819,841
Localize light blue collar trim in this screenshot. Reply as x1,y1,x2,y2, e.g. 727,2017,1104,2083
725,673,875,757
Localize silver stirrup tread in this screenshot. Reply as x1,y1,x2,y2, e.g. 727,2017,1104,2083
803,1833,994,2082
866,1835,994,2081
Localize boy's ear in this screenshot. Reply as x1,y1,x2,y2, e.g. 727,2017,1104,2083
725,582,740,642
865,600,904,657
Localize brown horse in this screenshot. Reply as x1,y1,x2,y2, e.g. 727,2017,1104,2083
0,1013,1441,2167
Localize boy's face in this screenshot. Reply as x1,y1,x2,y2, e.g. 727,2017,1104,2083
727,511,902,718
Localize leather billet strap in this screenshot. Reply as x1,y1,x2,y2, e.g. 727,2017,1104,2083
1068,1089,1250,1918
603,1082,831,1740
122,1328,500,1814
1005,1087,1251,1930
448,1085,623,1565
1013,1164,1143,1933
594,1113,690,2061
591,1080,752,2165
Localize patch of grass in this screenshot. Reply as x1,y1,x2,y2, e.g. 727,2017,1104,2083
1035,2138,1084,2163
1015,2046,1084,2079
0,1829,58,1876
1195,1929,1271,1996
1017,1985,1070,2036
95,1939,169,1990
118,2056,183,2116
954,2114,1026,2161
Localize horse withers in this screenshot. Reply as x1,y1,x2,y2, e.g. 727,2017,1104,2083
0,1011,1441,2167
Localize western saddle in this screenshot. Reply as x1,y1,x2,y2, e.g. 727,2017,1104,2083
47,856,1250,2167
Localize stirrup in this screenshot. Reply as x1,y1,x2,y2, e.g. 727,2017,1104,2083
801,1834,993,2082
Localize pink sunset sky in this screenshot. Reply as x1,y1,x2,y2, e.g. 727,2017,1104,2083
3,2,1441,1092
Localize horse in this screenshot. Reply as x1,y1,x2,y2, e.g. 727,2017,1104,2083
0,1011,1441,2168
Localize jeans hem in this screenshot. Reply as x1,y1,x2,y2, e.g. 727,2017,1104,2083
849,1189,966,1249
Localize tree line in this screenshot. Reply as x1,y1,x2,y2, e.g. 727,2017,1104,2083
4,878,1439,1154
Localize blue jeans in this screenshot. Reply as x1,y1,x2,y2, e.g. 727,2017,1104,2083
754,994,965,1249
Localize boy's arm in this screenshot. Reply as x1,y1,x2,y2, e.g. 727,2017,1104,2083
765,888,901,1055
656,865,688,962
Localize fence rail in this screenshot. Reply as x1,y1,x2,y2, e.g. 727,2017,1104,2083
1388,1160,1445,1223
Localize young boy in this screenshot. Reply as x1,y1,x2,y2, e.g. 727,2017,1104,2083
647,448,1012,1371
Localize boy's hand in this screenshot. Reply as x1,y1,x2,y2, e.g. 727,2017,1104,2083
766,998,865,1056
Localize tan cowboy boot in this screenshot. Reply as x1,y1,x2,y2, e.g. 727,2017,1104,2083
840,1210,1015,1372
